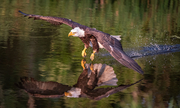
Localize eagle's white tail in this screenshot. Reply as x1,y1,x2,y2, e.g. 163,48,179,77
111,35,121,41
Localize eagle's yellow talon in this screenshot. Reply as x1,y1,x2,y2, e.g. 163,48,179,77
81,59,86,69
90,51,96,61
90,53,94,61
82,48,87,57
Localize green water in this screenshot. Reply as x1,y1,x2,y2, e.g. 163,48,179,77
0,0,180,108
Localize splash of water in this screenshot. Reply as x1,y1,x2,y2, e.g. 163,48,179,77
129,44,180,59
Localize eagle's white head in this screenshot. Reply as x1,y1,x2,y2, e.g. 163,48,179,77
68,27,85,37
64,87,81,98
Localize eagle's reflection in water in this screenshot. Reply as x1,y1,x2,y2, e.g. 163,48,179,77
16,60,142,102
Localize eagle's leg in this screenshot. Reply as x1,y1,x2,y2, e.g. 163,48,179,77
81,47,87,57
81,59,86,69
90,51,96,61
89,36,99,61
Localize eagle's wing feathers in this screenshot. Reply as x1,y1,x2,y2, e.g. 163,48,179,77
19,10,81,28
16,77,72,98
87,79,143,100
87,29,143,74
110,47,143,74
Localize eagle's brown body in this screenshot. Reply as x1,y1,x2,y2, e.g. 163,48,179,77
79,34,99,53
19,10,143,74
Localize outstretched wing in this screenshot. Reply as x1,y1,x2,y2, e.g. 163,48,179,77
86,79,143,100
86,28,144,74
16,77,72,98
18,10,83,29
18,11,143,74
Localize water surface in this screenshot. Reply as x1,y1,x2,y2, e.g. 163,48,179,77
0,0,180,108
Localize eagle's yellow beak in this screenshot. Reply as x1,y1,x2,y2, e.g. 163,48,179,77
64,92,72,96
68,32,75,37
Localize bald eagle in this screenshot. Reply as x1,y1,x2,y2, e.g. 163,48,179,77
18,10,143,74
16,63,142,100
